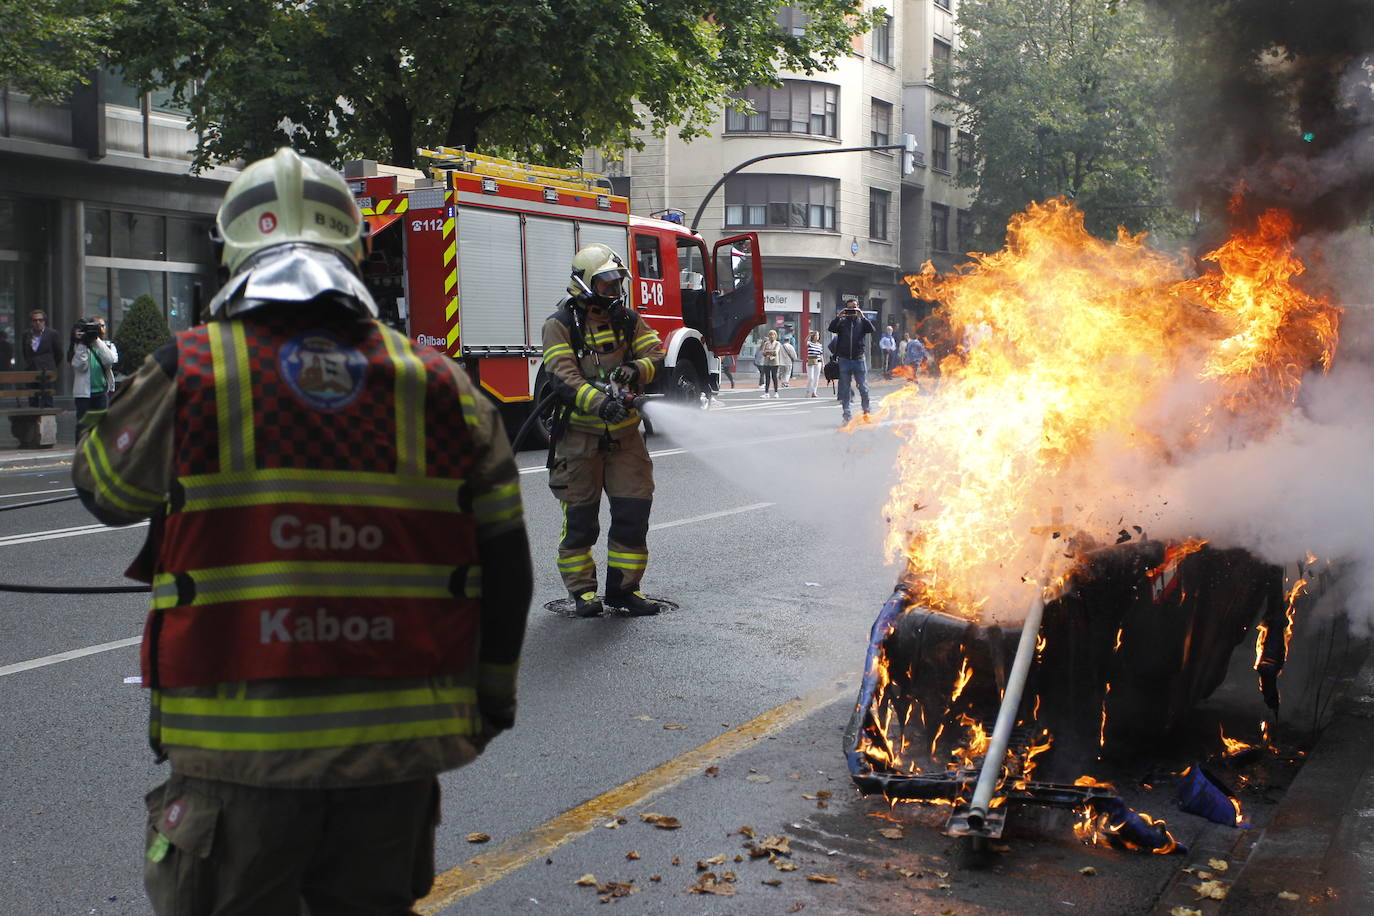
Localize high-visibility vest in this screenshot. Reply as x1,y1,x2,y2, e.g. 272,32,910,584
144,311,484,691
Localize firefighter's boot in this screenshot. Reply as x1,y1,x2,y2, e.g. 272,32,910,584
573,591,603,618
606,589,660,617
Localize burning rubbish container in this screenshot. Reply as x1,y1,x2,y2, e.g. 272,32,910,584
845,540,1288,831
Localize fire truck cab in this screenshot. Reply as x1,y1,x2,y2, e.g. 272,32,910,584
342,149,765,440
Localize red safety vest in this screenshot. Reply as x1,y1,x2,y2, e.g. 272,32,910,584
143,309,483,688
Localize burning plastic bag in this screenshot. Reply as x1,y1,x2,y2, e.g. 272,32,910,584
1176,764,1250,828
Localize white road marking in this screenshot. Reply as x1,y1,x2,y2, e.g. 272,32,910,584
0,520,148,547
649,502,771,531
0,637,142,678
0,487,72,500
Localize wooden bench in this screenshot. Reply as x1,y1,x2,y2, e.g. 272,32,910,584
0,370,66,448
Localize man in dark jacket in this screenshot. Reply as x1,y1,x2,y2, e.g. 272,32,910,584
827,299,876,423
22,309,63,406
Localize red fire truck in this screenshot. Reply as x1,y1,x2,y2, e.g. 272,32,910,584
342,148,765,440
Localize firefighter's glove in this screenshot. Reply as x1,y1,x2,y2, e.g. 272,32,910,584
598,397,630,425
610,363,639,387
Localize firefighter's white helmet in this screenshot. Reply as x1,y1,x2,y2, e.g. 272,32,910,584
206,148,377,318
567,243,630,306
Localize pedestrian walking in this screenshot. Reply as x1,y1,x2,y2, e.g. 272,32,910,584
543,243,666,618
753,340,766,387
805,330,824,397
828,299,876,423
879,325,897,379
721,353,735,389
780,337,798,388
759,329,781,398
72,148,534,916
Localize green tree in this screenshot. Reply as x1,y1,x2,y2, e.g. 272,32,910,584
939,0,1187,249
113,295,171,376
110,0,882,172
0,0,123,103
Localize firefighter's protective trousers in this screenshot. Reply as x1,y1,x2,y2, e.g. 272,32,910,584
550,427,654,595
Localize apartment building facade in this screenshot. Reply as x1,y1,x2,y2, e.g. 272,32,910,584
0,71,233,387
585,0,974,363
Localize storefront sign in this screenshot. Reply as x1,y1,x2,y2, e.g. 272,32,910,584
762,290,821,313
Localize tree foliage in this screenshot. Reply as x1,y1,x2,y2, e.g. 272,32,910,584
939,0,1188,249
113,294,171,375
0,0,122,103
111,0,881,172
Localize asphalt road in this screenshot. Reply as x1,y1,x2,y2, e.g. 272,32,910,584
0,381,1348,915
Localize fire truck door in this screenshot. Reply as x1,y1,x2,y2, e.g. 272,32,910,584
708,233,765,355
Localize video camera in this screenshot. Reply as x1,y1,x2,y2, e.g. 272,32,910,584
74,320,102,345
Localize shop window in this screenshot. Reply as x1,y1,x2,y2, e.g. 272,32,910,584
116,269,163,324
85,268,111,324
167,274,197,331
166,217,213,264
113,212,166,261
85,208,110,257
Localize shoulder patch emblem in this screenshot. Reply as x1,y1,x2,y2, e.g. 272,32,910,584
115,428,136,452
279,331,368,411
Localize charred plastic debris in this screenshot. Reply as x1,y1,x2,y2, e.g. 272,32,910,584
845,537,1311,852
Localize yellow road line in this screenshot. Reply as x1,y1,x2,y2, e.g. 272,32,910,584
418,678,853,913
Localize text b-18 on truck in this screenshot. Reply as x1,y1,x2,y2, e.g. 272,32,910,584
343,148,766,444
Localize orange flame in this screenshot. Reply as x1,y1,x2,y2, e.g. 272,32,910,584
886,199,1338,622
1219,725,1255,757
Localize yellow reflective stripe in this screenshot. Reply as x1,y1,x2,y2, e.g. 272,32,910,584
151,562,461,608
463,567,482,599
159,716,474,751
379,327,427,476
633,332,659,351
473,482,522,528
558,553,594,572
544,344,573,363
158,685,475,717
567,411,641,432
575,384,599,412
607,550,648,571
80,429,163,514
635,358,657,383
178,468,462,513
209,322,254,472
458,393,481,430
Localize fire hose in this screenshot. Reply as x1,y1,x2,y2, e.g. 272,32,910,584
0,491,150,594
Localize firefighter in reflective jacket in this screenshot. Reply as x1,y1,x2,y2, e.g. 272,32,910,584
542,244,666,617
71,148,533,915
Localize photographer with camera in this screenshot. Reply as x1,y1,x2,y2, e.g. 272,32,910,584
827,298,876,424
70,316,117,428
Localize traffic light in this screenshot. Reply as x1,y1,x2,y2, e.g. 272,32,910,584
901,133,918,176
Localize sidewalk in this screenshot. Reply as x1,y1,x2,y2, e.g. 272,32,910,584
1217,647,1374,914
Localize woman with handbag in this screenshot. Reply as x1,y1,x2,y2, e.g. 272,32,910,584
805,330,825,398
